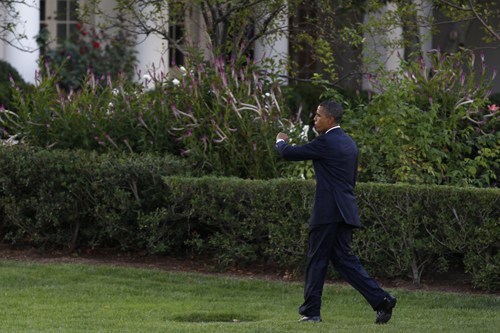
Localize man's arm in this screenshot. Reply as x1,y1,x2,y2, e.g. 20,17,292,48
274,133,326,161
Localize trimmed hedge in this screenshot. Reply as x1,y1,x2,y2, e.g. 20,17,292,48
355,183,499,291
163,177,499,291
0,147,498,291
0,146,189,252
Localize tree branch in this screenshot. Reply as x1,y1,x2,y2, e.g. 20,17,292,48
468,0,500,41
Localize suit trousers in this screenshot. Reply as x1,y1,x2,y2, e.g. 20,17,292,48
299,221,389,317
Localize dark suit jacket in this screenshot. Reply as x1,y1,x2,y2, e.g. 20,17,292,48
275,128,362,228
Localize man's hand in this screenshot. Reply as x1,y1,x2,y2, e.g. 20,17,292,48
276,132,289,142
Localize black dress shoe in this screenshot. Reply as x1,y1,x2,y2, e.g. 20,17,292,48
375,295,397,324
298,315,322,322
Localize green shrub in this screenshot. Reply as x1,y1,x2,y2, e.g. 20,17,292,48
0,60,30,114
164,176,312,271
0,146,189,252
354,183,499,291
340,50,499,187
4,70,183,155
37,23,137,91
162,177,499,291
3,53,292,179
145,54,290,179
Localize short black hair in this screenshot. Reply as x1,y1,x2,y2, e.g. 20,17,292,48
319,100,343,123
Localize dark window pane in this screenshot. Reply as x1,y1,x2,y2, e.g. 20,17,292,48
70,0,79,21
57,0,68,20
57,23,67,43
40,0,46,20
169,25,185,66
69,23,79,41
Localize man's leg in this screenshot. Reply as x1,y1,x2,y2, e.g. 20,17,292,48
330,222,390,310
298,223,336,318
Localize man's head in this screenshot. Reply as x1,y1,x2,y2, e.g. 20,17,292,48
314,100,343,134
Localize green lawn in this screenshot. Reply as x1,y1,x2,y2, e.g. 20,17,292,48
0,260,498,333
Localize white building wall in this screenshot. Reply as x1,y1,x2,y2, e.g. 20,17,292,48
0,0,169,85
362,1,434,90
362,2,404,91
135,32,169,80
134,4,169,80
92,0,169,81
1,0,40,84
417,0,433,69
254,5,289,82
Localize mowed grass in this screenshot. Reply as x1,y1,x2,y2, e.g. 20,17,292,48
0,260,498,333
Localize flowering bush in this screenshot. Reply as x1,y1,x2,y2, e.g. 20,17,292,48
143,55,290,178
0,60,30,111
0,60,31,144
343,49,499,187
3,51,294,179
37,23,136,91
4,65,176,155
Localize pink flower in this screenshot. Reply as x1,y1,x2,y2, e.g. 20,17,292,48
487,104,499,113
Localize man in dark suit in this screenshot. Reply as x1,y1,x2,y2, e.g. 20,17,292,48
275,100,396,324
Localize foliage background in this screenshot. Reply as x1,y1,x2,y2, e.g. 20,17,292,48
3,49,499,186
341,50,499,187
37,22,137,91
0,60,29,112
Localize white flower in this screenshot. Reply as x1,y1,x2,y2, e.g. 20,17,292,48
179,66,187,76
172,78,180,86
1,135,19,146
300,125,309,140
112,88,119,96
106,102,114,116
142,74,154,91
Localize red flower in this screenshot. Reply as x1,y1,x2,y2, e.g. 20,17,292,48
92,41,100,49
76,23,87,36
487,104,499,113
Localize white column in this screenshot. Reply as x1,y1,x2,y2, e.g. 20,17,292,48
92,0,169,82
134,4,169,81
417,0,433,69
362,2,404,90
3,0,40,84
136,33,168,80
254,4,289,83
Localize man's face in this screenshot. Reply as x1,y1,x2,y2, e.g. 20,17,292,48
314,106,335,134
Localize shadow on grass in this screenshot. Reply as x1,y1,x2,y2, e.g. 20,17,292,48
172,312,260,323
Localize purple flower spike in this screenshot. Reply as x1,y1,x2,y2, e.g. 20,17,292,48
171,103,179,117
